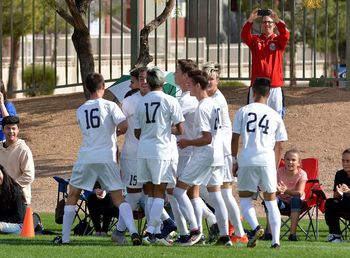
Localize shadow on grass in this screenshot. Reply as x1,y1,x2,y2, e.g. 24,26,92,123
0,236,134,247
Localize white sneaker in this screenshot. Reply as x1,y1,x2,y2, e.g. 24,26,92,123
155,237,173,246
326,234,342,243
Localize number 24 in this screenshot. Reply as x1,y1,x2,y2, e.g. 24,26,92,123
246,112,269,134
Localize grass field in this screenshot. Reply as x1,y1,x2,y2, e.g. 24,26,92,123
0,213,348,258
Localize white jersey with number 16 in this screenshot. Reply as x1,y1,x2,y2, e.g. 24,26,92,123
76,98,126,164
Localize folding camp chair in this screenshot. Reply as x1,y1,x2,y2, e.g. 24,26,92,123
279,158,326,240
338,212,350,240
53,176,91,227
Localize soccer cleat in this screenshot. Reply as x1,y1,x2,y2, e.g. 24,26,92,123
230,234,249,244
160,218,177,239
111,230,128,245
208,223,219,243
228,222,235,236
142,232,156,245
155,235,173,246
53,236,69,245
288,234,298,241
326,234,342,243
247,226,264,248
215,236,232,246
271,243,281,249
180,229,202,246
131,233,142,246
174,235,191,244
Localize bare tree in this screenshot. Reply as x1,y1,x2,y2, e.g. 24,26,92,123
45,0,175,98
134,0,175,68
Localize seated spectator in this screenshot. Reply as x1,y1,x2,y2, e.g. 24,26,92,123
0,116,35,205
325,148,350,243
0,164,26,234
0,80,17,142
264,149,307,241
87,181,119,237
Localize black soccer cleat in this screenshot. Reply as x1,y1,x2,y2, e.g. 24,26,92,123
52,236,69,245
131,233,142,246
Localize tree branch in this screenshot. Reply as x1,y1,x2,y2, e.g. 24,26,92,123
43,0,75,27
135,0,175,67
65,0,87,30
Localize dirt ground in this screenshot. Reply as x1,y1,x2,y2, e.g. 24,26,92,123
12,86,350,214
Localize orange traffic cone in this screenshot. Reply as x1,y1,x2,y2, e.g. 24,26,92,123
21,207,35,238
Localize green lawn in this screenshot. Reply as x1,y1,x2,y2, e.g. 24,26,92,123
0,213,348,258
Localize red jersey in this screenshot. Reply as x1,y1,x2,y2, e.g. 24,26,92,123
241,21,290,87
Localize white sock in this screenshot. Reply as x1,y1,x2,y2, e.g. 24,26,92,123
191,197,203,233
208,191,228,236
200,198,217,226
62,205,76,243
161,208,170,221
146,197,154,226
265,200,281,245
125,192,142,211
119,202,137,234
240,197,259,230
148,198,164,234
221,188,245,237
167,193,188,235
200,185,215,207
116,216,127,232
173,187,198,230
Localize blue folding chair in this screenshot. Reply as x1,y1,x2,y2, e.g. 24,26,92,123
53,176,91,226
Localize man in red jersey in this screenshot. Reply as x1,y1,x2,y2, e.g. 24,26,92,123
241,8,290,118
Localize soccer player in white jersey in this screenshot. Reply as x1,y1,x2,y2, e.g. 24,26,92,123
231,77,288,249
170,59,219,244
53,73,141,245
134,67,184,245
174,69,231,246
203,64,248,244
112,67,149,244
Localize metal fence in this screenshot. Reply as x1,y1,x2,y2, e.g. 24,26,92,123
0,0,347,97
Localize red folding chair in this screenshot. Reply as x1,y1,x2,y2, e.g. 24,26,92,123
279,158,326,240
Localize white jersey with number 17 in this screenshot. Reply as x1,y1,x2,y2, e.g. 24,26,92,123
76,98,126,164
134,91,184,160
232,102,288,167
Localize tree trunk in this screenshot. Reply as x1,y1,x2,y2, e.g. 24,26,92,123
7,37,20,98
71,27,94,99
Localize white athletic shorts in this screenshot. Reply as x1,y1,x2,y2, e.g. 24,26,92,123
223,155,234,183
120,158,143,189
248,87,284,118
137,159,172,185
179,154,223,187
177,155,191,179
167,159,178,189
237,165,277,193
69,163,125,192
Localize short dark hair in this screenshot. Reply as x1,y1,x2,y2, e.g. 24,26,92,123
343,148,350,155
252,77,271,97
85,73,104,93
187,69,209,90
2,116,20,128
177,59,197,74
